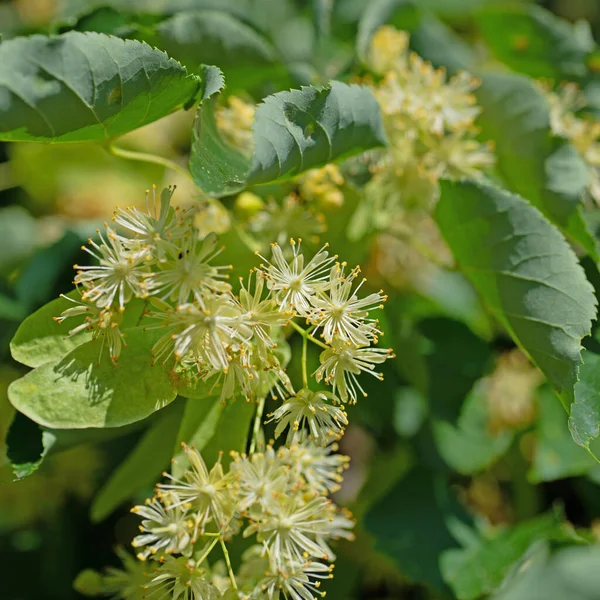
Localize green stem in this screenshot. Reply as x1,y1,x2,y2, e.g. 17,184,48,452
196,536,219,566
289,320,328,350
302,334,309,388
220,538,238,590
249,394,266,455
106,142,193,182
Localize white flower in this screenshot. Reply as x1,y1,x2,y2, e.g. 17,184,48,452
268,388,348,445
144,556,222,600
151,293,248,371
230,446,290,512
309,264,386,346
75,226,152,310
314,336,394,404
54,294,125,363
149,230,232,305
255,556,333,600
158,445,235,535
130,497,193,560
113,185,191,261
245,494,333,563
279,441,349,495
257,240,337,316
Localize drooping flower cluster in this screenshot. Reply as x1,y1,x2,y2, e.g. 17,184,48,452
67,191,393,600
542,81,600,206
363,25,495,224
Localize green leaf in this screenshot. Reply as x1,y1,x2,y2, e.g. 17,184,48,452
569,346,600,452
90,401,185,522
436,179,597,411
356,0,420,61
440,512,565,600
433,383,514,475
476,4,592,80
10,291,93,368
8,327,177,429
410,15,477,73
492,544,600,600
10,292,147,369
0,31,201,142
531,386,596,481
5,411,56,480
364,466,472,592
150,10,282,90
190,81,387,197
201,398,255,468
171,396,223,477
476,73,598,260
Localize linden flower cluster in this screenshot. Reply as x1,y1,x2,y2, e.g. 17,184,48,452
365,25,494,222
542,81,600,207
65,187,393,599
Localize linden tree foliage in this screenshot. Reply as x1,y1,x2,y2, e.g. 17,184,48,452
190,79,387,196
0,31,202,142
4,2,600,600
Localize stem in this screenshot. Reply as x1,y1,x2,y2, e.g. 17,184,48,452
220,538,238,590
196,536,219,566
106,142,193,182
289,320,328,350
249,394,266,455
136,299,149,327
302,334,309,388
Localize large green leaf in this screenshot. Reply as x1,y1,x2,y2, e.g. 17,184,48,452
8,328,176,429
0,31,201,142
10,291,93,368
10,292,147,369
190,81,387,197
476,4,592,80
436,179,596,411
90,401,185,522
476,73,598,260
440,512,565,600
150,10,282,89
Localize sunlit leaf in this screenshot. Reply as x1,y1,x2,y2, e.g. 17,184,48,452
0,31,201,142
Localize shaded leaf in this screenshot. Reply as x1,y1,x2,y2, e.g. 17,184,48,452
441,512,565,600
151,10,282,89
476,72,598,260
569,346,600,452
364,466,472,592
477,4,591,80
433,383,514,475
201,398,255,468
436,179,596,411
356,0,420,61
0,31,201,142
493,543,600,600
5,411,55,480
90,401,185,522
8,328,177,428
0,205,36,275
190,81,387,197
531,386,596,481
